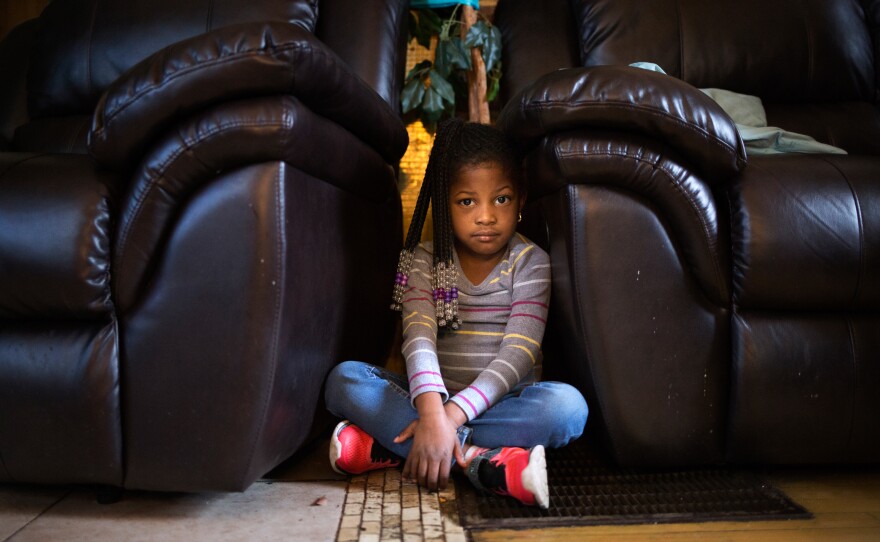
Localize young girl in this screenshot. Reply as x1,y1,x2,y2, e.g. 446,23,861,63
324,119,588,508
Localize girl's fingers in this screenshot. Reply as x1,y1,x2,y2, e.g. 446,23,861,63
402,455,413,481
417,458,429,488
438,458,451,490
393,420,418,443
453,440,467,468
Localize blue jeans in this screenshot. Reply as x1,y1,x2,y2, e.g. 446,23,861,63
324,360,589,459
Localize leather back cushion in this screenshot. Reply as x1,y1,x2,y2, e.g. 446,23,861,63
28,0,319,118
571,0,875,104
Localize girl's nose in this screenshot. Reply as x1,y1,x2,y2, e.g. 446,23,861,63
476,204,496,225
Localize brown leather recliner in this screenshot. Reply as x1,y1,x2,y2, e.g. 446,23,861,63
495,0,880,466
0,0,408,491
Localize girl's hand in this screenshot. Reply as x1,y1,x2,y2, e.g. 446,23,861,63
394,392,466,490
395,411,462,490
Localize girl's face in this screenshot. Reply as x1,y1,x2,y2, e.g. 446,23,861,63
449,162,523,262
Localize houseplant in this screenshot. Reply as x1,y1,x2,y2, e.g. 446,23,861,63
402,1,501,127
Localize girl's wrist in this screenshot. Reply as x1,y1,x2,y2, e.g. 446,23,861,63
414,391,446,417
444,401,468,427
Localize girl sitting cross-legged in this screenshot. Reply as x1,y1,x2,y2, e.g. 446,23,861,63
324,118,588,509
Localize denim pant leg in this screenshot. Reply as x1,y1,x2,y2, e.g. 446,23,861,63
324,360,470,459
465,381,589,450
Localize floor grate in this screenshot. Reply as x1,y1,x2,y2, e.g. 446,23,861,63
455,440,811,530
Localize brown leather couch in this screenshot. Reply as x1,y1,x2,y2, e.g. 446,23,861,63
495,0,880,467
0,0,408,491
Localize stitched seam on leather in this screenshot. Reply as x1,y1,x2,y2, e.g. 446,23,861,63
820,156,865,307
563,185,621,458
206,0,215,32
556,148,725,300
243,164,286,487
801,0,815,98
116,118,291,299
522,101,741,164
844,317,858,460
0,442,12,481
85,0,100,99
68,117,89,153
674,0,684,79
95,42,311,138
0,153,46,180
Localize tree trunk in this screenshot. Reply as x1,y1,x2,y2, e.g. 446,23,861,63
461,5,490,124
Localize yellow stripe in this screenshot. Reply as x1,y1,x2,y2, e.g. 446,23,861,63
511,244,535,267
488,245,536,284
420,314,435,323
405,321,435,333
451,330,505,337
504,333,541,347
510,344,536,364
403,312,419,321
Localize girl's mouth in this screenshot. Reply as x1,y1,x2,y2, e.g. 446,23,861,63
473,231,500,242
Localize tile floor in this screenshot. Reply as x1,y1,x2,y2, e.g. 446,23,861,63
4,437,880,541
0,437,467,541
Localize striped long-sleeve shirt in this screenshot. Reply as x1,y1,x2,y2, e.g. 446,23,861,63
401,233,551,422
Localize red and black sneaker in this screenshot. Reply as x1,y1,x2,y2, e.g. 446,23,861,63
474,445,549,509
329,420,401,475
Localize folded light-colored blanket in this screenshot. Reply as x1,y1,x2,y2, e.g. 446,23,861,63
629,62,847,155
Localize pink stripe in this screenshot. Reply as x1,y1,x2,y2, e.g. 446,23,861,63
404,288,433,295
459,307,511,312
457,394,479,417
510,313,547,324
467,386,490,408
412,383,445,393
402,297,432,304
512,301,549,309
409,370,442,383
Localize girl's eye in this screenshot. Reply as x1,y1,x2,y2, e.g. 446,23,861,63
496,195,511,204
459,198,473,207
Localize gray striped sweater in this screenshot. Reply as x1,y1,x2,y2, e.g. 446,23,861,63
401,234,551,421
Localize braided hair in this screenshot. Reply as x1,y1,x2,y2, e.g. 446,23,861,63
391,118,523,329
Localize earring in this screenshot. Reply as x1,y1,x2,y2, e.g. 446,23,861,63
518,212,522,223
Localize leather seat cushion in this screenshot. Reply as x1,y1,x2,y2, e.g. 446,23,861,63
0,153,115,319
731,154,880,310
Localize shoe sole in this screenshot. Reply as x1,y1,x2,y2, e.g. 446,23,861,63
329,420,350,475
521,445,549,509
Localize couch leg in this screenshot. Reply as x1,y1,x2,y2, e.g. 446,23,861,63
95,486,124,504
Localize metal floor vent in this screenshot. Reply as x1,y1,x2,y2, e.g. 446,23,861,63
455,440,811,530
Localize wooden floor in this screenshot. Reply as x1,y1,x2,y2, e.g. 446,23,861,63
473,467,880,541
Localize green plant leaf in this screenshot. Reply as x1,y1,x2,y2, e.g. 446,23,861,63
405,60,432,81
465,21,488,48
410,9,442,49
448,37,472,71
420,9,443,34
421,87,446,124
410,14,432,48
434,39,453,77
428,69,455,104
483,26,502,73
401,77,426,114
487,74,500,103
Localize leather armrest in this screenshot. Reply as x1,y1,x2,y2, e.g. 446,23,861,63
526,129,731,306
88,22,408,170
113,95,397,311
498,65,748,182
